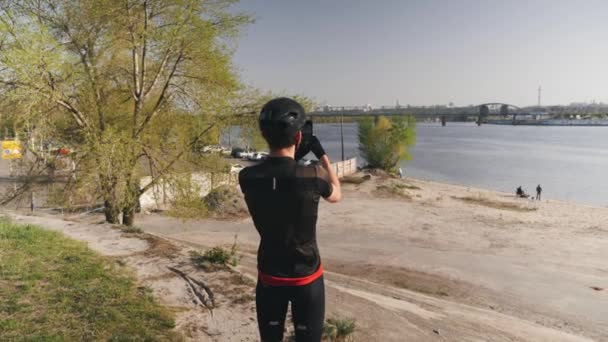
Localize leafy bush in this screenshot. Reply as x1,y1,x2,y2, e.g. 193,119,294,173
323,316,356,341
358,116,416,172
191,237,240,271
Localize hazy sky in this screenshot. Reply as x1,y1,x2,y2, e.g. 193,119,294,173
233,0,608,107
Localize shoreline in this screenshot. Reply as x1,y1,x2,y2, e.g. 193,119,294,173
402,175,608,210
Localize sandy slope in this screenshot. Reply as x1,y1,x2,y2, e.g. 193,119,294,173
6,173,608,341
137,174,608,341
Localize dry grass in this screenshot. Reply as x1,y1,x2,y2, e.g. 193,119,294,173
398,183,421,190
323,316,356,341
229,273,255,287
230,293,255,305
373,184,412,200
452,195,537,212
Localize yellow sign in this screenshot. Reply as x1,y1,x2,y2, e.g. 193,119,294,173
2,140,22,159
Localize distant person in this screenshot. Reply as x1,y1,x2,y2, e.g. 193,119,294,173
398,167,403,178
239,98,342,342
536,184,542,200
516,186,528,198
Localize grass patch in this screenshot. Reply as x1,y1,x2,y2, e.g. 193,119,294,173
121,225,143,234
373,184,412,200
323,316,356,341
395,183,420,190
0,218,179,341
190,237,240,271
229,273,256,287
452,195,537,212
230,293,255,305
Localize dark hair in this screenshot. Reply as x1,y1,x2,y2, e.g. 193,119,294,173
260,122,298,149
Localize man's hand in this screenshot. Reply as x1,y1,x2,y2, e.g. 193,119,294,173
319,154,341,203
295,142,310,161
309,136,326,160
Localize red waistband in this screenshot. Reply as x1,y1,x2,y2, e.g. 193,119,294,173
258,264,324,287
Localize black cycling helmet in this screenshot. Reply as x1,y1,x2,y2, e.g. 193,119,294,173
259,97,306,135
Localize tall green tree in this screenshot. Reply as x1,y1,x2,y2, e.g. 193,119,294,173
0,0,250,225
358,116,416,172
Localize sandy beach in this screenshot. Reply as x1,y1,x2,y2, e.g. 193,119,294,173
5,172,608,341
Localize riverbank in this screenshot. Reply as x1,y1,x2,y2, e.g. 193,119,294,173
4,173,608,341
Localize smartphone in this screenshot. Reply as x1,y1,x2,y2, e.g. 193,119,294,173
302,120,313,145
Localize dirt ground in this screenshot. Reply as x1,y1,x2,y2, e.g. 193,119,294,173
4,168,608,341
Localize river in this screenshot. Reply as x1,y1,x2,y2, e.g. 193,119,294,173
315,122,608,207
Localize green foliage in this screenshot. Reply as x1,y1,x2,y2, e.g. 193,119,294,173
0,0,251,225
374,184,412,200
190,237,239,271
358,116,416,172
0,219,179,340
323,316,356,341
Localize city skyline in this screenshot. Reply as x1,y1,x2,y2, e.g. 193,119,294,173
233,0,608,107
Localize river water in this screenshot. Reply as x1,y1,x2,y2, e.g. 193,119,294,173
315,122,608,207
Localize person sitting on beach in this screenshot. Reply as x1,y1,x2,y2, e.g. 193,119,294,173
516,186,529,198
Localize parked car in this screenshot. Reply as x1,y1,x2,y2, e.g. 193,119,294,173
220,146,232,156
231,147,245,158
202,145,223,153
247,152,268,161
240,151,254,160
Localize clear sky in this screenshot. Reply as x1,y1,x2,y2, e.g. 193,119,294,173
232,0,608,107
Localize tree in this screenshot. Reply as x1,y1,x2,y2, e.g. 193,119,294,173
358,116,416,172
0,0,251,225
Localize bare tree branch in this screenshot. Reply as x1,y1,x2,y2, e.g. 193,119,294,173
134,48,183,138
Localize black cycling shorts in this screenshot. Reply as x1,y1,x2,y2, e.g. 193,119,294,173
256,276,325,342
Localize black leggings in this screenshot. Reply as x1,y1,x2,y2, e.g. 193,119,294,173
256,276,325,342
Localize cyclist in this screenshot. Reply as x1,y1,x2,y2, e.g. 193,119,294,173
239,97,341,341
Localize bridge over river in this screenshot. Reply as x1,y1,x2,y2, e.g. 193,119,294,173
309,103,532,121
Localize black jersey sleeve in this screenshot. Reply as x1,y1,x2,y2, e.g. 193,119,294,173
315,165,333,198
238,166,249,194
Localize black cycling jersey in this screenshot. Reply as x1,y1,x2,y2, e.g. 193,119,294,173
239,157,333,278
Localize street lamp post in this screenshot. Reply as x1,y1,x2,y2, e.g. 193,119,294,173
340,110,345,161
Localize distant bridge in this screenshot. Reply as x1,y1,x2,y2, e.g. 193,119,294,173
308,103,525,119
